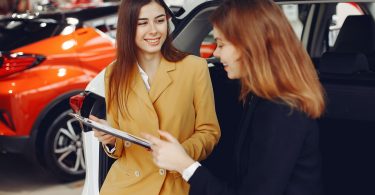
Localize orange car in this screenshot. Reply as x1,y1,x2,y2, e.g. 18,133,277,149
0,3,118,181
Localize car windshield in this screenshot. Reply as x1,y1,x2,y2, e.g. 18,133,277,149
0,18,61,51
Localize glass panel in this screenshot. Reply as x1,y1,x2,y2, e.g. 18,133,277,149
0,19,59,50
83,14,117,39
200,30,215,59
328,2,363,47
281,4,304,39
198,3,311,59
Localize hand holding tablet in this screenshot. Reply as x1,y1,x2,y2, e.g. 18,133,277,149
69,113,151,149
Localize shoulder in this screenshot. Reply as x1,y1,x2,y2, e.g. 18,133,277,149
255,98,311,122
178,55,207,69
104,61,118,95
252,98,317,134
104,60,117,79
174,55,208,79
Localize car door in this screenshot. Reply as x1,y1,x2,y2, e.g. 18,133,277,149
277,2,375,195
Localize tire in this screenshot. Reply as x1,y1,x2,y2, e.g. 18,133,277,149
43,109,86,182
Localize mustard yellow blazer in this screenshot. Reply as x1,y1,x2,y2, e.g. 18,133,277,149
100,55,221,195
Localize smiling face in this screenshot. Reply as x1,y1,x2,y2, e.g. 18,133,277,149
135,1,167,57
212,27,244,79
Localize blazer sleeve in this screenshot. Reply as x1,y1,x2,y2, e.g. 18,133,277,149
103,63,124,159
181,58,221,161
189,102,314,195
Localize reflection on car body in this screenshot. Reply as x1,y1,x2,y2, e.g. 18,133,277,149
0,2,119,181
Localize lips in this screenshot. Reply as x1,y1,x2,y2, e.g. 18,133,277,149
145,37,160,46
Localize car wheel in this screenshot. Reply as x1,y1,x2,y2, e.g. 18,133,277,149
43,109,86,182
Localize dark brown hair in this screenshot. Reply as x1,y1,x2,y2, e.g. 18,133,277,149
211,0,325,118
108,0,187,115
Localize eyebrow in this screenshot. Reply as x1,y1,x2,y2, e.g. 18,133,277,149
138,14,166,21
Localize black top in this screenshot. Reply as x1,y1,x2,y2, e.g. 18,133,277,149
189,95,323,195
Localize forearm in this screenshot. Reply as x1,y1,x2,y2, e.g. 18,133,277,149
187,59,221,160
181,128,220,161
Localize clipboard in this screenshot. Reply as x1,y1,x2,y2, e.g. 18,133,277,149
69,113,151,149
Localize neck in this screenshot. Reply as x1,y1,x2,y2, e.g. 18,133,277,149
137,52,162,72
137,52,162,82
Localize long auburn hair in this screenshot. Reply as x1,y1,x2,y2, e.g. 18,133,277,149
108,0,187,115
211,0,325,118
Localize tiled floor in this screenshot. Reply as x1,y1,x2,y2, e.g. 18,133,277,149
0,153,83,195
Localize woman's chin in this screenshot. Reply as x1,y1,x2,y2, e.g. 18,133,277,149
226,72,240,80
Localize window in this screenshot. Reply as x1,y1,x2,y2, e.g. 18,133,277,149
281,4,310,40
200,30,215,59
197,4,312,59
282,4,303,38
0,19,60,50
328,3,363,47
83,14,117,38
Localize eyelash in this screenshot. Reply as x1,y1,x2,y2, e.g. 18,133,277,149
156,19,165,24
137,18,165,26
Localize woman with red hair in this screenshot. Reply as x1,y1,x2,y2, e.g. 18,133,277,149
144,0,325,194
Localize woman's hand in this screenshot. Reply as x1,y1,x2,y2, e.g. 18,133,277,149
90,115,116,146
143,130,195,174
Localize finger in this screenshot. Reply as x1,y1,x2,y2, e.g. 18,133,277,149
102,134,114,140
101,136,115,144
152,150,158,159
89,115,100,121
153,157,159,167
89,115,108,125
142,133,164,146
102,139,115,145
93,129,102,137
150,144,158,152
93,129,106,137
158,130,178,143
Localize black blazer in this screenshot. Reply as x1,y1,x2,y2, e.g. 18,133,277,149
189,95,323,195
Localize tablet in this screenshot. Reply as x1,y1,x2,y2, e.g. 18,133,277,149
69,113,151,149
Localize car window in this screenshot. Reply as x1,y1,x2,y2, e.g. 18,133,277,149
281,4,310,40
0,19,60,50
197,4,311,59
281,4,304,39
328,2,363,47
83,14,118,39
199,30,215,59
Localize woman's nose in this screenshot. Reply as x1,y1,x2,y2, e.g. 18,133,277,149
149,23,157,34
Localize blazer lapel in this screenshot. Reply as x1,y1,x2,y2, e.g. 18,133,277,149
131,69,154,111
149,58,175,103
235,94,259,177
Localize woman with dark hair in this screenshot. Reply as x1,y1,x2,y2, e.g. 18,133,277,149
143,0,325,194
91,0,220,194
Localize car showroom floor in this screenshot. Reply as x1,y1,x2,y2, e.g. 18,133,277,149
0,153,83,195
